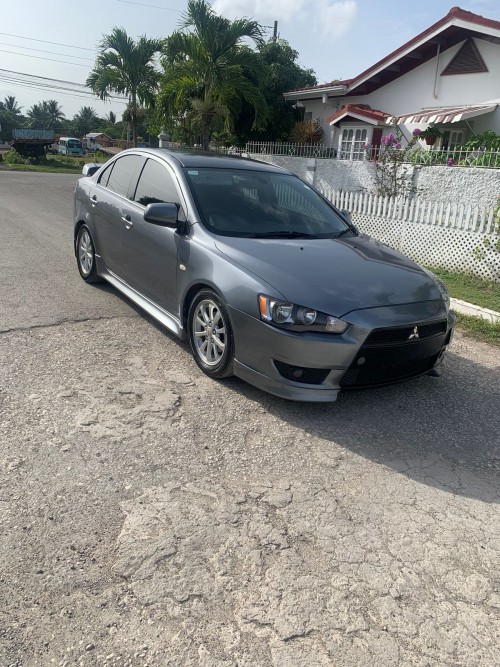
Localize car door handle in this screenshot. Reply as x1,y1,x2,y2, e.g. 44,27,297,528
121,214,133,228
90,195,97,207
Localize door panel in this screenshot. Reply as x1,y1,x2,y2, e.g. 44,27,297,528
119,158,186,314
90,155,144,274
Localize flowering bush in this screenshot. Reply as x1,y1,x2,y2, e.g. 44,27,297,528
366,128,420,197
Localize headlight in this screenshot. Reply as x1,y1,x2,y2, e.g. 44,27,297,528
259,295,348,334
423,269,450,310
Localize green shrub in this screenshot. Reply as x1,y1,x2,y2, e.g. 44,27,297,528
4,149,32,165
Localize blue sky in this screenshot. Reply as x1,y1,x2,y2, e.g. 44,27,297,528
1,0,499,119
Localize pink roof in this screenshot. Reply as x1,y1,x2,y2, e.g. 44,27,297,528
287,7,500,95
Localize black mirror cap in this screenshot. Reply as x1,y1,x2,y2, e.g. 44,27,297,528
143,202,179,227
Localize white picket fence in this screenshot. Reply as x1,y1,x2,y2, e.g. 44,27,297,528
319,189,500,282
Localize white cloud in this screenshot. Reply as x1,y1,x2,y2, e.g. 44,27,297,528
212,0,357,37
316,0,357,38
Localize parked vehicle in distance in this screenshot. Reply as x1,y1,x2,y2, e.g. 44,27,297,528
57,137,84,157
11,128,55,157
74,149,455,402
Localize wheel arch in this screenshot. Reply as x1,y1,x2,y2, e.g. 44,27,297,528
182,282,227,330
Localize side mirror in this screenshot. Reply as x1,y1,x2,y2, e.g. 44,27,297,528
82,163,101,177
144,202,179,227
341,209,352,223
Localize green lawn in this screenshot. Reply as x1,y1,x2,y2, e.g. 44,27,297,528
454,313,500,347
0,153,108,174
429,267,500,312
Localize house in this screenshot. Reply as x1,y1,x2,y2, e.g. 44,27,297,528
283,7,500,157
84,133,114,150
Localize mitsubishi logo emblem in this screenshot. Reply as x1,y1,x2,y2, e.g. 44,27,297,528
408,326,420,340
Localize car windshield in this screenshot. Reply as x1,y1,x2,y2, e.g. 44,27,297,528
68,139,82,148
184,168,350,238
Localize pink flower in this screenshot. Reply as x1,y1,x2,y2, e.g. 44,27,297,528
447,157,455,167
412,128,422,137
395,143,401,149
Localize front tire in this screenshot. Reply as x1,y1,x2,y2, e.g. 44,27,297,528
76,225,102,284
188,290,234,379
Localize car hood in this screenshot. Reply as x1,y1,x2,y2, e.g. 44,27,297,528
215,234,442,317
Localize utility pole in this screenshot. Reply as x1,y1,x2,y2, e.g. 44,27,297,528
273,21,278,41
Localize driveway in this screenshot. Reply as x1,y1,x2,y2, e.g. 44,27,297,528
1,172,499,666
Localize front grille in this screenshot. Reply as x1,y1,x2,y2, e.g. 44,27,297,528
340,355,437,388
365,320,447,346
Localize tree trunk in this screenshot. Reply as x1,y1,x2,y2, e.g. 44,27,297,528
131,90,138,148
202,120,210,152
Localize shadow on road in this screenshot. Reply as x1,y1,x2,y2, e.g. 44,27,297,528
223,351,500,504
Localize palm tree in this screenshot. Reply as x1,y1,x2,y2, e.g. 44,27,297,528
86,28,162,147
44,100,65,130
106,111,117,125
73,106,100,136
3,96,22,114
26,102,49,128
160,0,267,150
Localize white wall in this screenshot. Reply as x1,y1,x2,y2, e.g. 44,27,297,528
249,154,500,208
299,38,500,146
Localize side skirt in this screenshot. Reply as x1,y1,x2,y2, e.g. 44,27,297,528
99,264,185,339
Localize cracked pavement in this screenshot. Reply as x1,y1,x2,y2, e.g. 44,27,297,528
0,173,499,666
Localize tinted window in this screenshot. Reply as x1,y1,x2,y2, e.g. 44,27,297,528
184,168,349,239
134,159,180,207
106,155,143,198
97,161,114,188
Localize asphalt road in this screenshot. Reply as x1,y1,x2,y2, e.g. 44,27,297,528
1,172,499,666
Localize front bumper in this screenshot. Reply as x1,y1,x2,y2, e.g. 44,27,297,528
229,305,456,403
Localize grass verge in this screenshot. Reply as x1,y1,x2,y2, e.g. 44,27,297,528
454,313,500,347
429,266,500,312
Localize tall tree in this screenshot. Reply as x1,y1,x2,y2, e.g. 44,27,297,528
106,110,117,125
73,106,101,136
26,102,49,128
26,100,65,130
159,0,267,150
86,27,162,147
44,100,65,130
232,39,318,144
3,95,22,114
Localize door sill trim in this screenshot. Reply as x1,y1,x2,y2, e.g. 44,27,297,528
102,269,184,338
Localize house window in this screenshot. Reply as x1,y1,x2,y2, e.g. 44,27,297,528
339,128,368,160
442,130,465,150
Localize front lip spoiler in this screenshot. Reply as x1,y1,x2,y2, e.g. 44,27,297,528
233,360,341,403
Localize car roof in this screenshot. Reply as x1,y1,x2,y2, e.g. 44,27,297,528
118,147,291,173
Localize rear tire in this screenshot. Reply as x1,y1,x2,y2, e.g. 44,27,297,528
188,290,234,379
76,225,102,284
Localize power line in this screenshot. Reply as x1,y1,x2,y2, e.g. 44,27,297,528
0,68,129,101
117,0,181,11
0,41,95,62
0,48,90,67
0,32,96,52
0,75,127,104
0,68,93,88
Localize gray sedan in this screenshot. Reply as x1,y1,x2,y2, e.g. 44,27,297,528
74,149,455,402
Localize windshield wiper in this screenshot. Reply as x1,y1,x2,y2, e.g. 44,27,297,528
333,228,351,239
251,230,318,239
